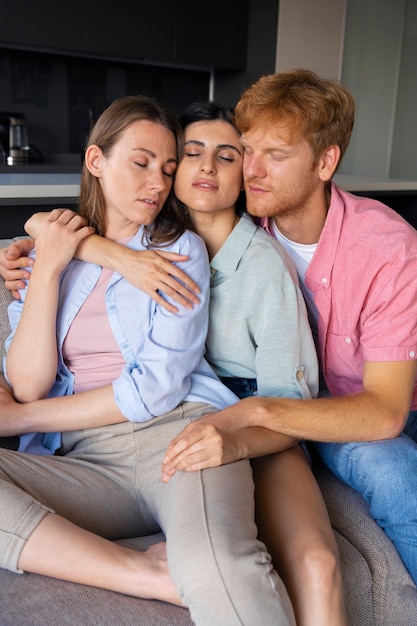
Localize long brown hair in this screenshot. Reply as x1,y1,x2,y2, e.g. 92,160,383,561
79,95,189,245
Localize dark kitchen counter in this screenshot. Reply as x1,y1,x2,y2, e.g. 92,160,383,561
0,156,81,237
0,153,82,175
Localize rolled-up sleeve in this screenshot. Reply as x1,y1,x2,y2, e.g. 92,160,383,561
112,231,211,422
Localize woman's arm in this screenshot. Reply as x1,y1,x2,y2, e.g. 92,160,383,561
1,232,213,434
6,212,94,401
0,381,126,437
25,210,201,313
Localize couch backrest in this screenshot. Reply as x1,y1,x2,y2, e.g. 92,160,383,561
0,278,13,375
0,240,17,375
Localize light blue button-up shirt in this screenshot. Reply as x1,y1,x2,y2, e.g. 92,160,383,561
5,226,238,455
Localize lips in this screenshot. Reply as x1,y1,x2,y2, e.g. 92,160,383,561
192,179,218,191
247,183,267,195
140,197,160,209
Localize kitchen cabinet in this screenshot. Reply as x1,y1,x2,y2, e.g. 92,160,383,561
175,0,249,70
0,0,84,52
0,0,249,70
83,1,176,64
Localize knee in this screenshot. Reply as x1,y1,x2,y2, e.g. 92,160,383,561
293,539,342,592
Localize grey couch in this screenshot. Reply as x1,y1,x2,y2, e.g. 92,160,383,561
0,238,416,625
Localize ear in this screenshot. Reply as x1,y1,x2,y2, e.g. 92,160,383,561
318,145,340,182
85,144,103,178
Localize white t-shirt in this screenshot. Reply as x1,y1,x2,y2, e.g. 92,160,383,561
270,220,319,336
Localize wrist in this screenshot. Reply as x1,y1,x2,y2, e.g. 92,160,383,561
30,259,61,282
100,239,126,274
250,396,272,428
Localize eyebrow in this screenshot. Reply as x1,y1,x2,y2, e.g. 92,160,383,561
184,139,242,155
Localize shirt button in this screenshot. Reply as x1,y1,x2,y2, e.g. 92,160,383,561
321,277,328,284
210,268,216,275
296,370,304,380
345,337,352,344
410,351,416,358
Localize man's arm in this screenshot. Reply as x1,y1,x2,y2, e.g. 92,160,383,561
161,420,298,481
203,360,417,443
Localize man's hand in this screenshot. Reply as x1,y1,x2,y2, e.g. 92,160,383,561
161,420,243,482
0,239,35,299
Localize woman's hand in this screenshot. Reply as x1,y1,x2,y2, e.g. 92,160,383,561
36,209,201,312
0,239,35,299
117,248,201,313
29,209,95,273
0,209,94,298
161,420,244,482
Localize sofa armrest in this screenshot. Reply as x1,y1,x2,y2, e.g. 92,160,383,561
314,460,417,625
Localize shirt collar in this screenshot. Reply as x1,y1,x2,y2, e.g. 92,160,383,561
210,213,258,277
306,182,344,288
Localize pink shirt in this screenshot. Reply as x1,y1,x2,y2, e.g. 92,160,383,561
63,267,125,393
262,183,417,409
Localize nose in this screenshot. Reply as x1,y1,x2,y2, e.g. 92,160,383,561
244,153,264,179
200,155,216,174
148,169,170,191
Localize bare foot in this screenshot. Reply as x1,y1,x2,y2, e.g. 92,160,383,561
137,541,184,607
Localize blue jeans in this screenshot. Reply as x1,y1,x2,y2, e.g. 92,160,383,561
220,376,257,399
315,410,417,583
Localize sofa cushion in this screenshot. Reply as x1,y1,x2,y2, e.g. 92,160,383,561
0,240,16,376
0,278,13,376
314,460,417,625
0,534,194,626
0,242,22,450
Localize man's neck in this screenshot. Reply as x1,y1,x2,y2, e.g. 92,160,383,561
272,183,331,244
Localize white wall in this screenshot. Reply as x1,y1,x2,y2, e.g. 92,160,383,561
390,0,417,179
275,0,347,80
340,0,406,177
275,0,417,180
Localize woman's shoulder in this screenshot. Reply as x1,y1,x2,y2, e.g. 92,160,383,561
168,228,207,256
236,219,299,283
247,223,293,264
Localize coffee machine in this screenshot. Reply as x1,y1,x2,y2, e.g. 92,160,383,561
0,112,30,165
